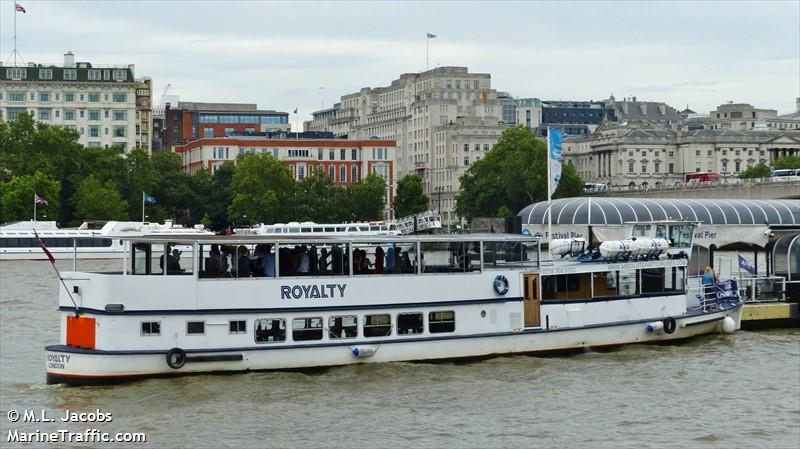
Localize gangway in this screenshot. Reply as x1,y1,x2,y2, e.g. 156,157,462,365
393,210,442,234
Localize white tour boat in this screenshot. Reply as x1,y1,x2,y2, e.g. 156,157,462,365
0,220,213,260
44,229,743,384
237,221,401,237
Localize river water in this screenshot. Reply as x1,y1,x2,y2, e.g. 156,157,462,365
1,259,798,448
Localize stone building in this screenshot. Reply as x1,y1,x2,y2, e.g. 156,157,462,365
0,52,141,152
564,124,800,188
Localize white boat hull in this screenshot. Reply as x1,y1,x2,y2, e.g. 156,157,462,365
46,305,742,384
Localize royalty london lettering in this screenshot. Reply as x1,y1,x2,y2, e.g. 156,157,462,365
281,284,346,300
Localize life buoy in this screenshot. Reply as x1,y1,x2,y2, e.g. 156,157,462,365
662,317,677,334
493,275,509,296
166,347,186,369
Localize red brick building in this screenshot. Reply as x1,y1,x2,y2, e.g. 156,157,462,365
164,102,289,149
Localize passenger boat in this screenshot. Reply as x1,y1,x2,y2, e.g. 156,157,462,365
44,227,743,384
237,221,401,236
0,220,212,260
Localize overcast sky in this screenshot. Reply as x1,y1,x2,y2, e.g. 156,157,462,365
2,1,798,128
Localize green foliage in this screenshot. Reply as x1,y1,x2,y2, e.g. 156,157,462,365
738,163,771,179
228,153,295,224
345,173,386,221
295,172,340,222
456,127,583,220
773,155,800,170
393,174,429,218
206,164,235,231
71,176,129,222
0,171,61,222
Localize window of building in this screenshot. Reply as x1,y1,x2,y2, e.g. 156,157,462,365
88,69,101,81
397,313,423,335
429,311,455,333
292,317,323,341
695,150,700,157
64,109,76,121
668,163,674,174
329,165,336,180
463,157,469,166
187,321,205,335
112,70,127,82
721,162,728,172
735,161,741,172
204,128,213,138
113,126,126,138
340,165,347,182
89,125,100,137
351,149,358,160
628,162,634,173
484,144,490,152
364,314,391,337
88,92,100,102
328,315,357,339
63,69,77,80
6,67,27,80
329,149,335,161
38,109,51,120
748,149,753,156
39,69,53,80
464,144,469,153
112,92,127,102
735,149,740,156
654,162,660,173
141,321,160,336
298,165,305,180
229,320,246,334
8,91,25,102
38,91,50,102
351,165,359,182
113,110,127,121
64,91,75,102
255,318,286,343
317,148,323,160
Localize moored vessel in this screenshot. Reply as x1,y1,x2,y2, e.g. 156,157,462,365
44,228,743,384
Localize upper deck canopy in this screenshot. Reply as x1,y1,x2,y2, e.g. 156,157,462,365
519,198,800,227
126,233,539,244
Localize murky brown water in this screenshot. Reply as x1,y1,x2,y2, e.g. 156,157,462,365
1,260,798,448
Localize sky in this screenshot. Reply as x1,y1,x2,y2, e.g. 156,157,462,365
1,0,798,128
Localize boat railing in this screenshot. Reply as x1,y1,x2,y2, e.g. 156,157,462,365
687,276,743,312
735,276,787,303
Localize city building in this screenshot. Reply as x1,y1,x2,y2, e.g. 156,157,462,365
515,98,543,129
0,52,141,152
686,100,800,132
496,92,517,125
135,77,152,152
164,102,289,149
563,123,800,188
603,95,683,124
305,66,506,225
175,137,397,217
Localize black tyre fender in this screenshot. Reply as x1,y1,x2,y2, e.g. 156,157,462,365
663,317,677,334
166,347,186,369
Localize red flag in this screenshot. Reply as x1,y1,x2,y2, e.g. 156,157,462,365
33,230,56,263
35,193,48,205
15,3,26,13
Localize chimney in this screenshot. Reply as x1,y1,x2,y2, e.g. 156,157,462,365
64,51,75,68
796,97,800,113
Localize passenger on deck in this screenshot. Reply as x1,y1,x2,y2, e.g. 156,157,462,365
297,245,311,275
374,246,385,274
237,245,251,278
331,244,343,275
263,244,276,277
318,248,330,274
218,246,231,277
385,246,396,273
402,251,413,273
702,266,717,300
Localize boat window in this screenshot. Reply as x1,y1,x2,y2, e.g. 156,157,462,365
370,226,379,231
229,320,246,334
669,225,693,248
131,243,152,275
655,225,667,239
255,318,286,343
419,241,480,273
483,240,539,269
329,315,357,339
324,227,335,232
642,267,686,294
301,227,313,233
429,311,455,333
199,243,237,278
364,314,391,337
592,271,619,298
397,313,423,335
336,226,346,232
353,242,417,275
633,224,651,237
187,321,205,335
289,227,300,234
542,273,591,301
292,317,323,341
140,321,160,336
160,241,190,276
279,242,348,276
313,227,323,233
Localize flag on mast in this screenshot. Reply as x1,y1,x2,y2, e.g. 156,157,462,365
738,255,756,275
426,33,437,38
15,3,26,13
34,193,48,205
547,127,564,196
33,230,55,263
143,193,157,205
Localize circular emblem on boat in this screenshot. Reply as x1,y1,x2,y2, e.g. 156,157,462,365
493,275,509,296
166,348,186,369
662,317,677,335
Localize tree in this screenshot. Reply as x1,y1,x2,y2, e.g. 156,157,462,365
295,172,340,222
739,163,771,179
206,163,235,231
123,149,159,221
71,176,129,222
0,172,61,222
456,126,583,220
554,162,583,199
228,153,295,224
393,174,429,218
344,173,386,221
774,155,800,170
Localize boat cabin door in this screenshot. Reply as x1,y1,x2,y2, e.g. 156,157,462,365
523,274,541,327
